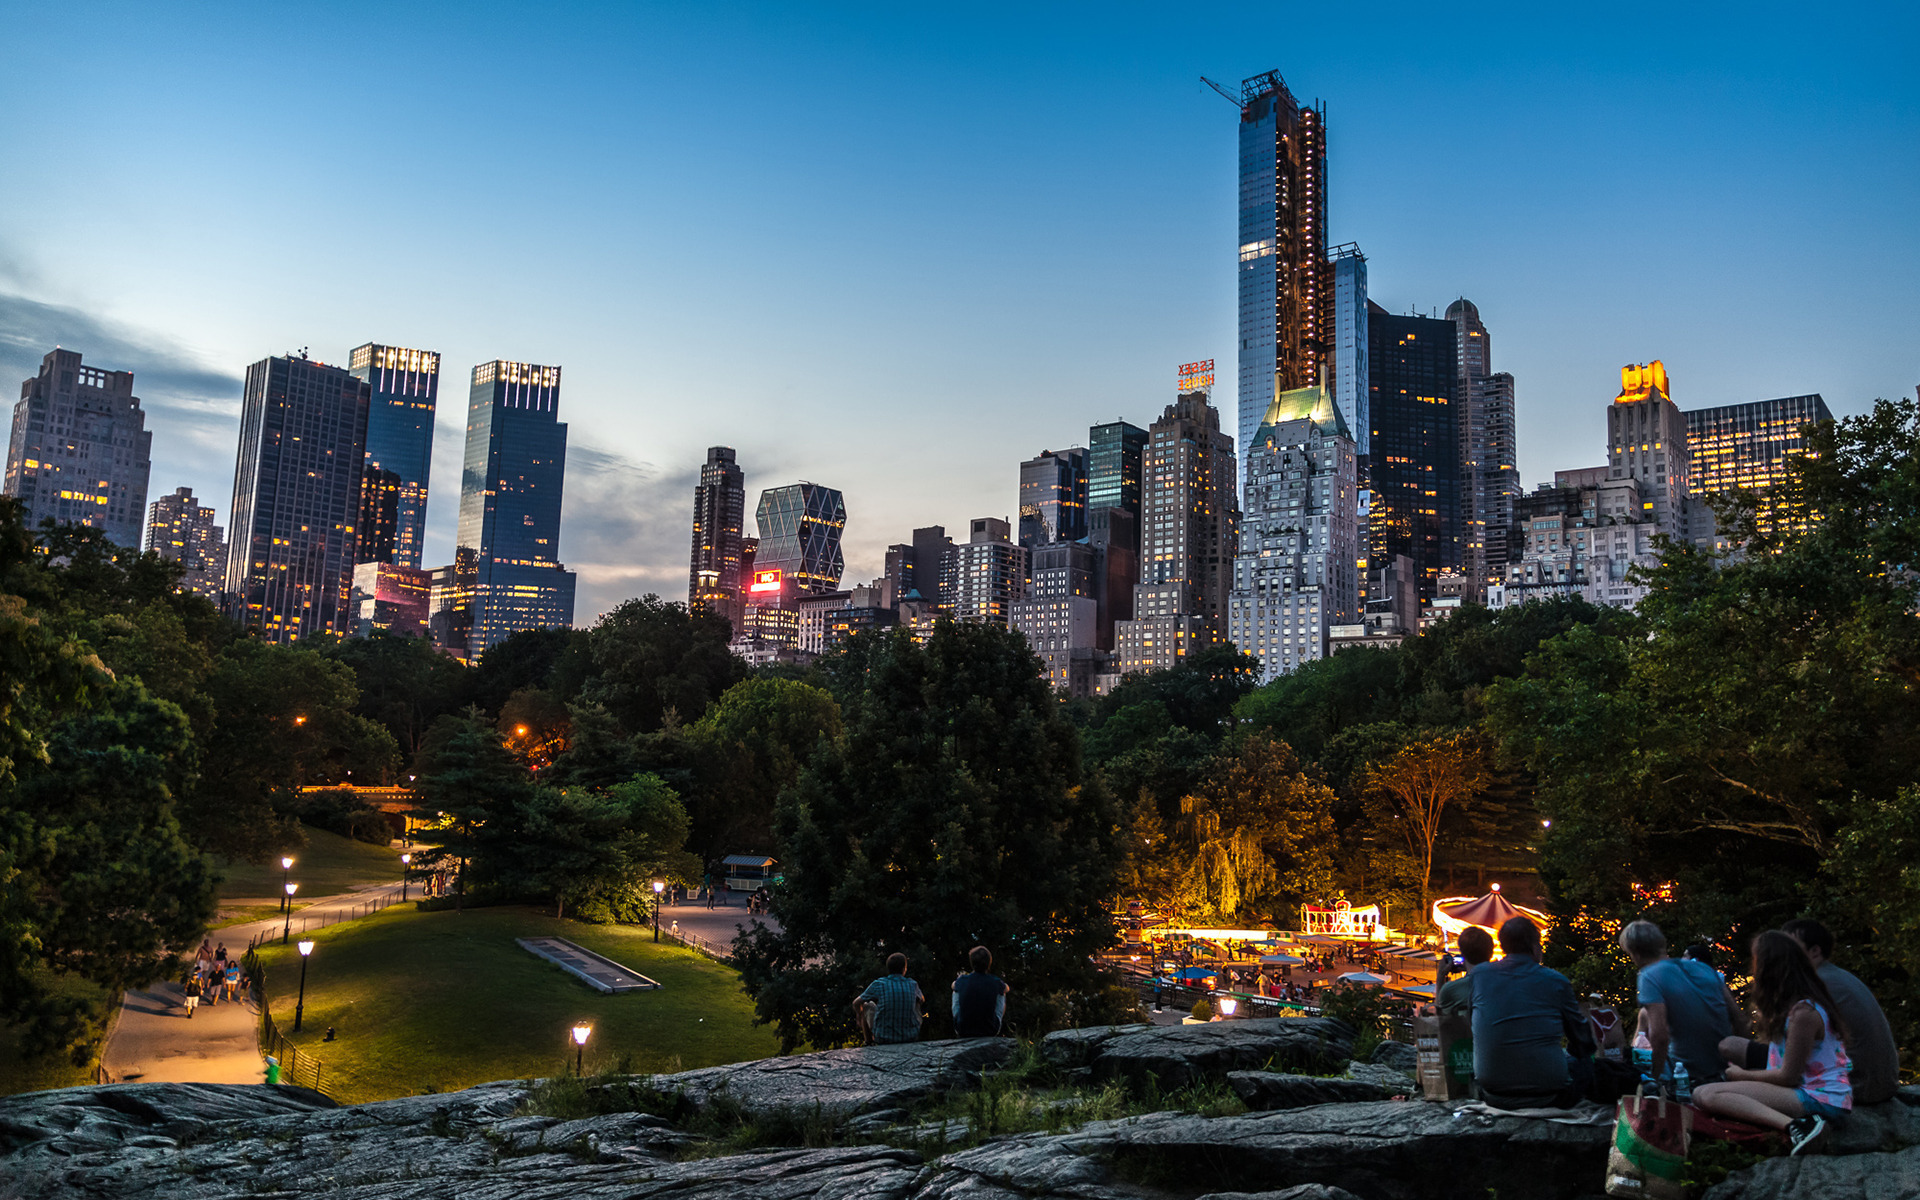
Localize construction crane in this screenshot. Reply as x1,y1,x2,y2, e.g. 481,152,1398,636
1200,76,1244,109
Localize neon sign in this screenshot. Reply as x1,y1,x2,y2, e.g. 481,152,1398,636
1178,360,1216,392
748,569,783,594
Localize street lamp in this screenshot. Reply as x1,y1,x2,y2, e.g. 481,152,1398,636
651,880,664,942
293,940,315,1032
571,1022,592,1076
282,882,299,944
400,853,412,903
280,856,295,912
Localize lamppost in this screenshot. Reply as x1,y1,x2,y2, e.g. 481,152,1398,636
571,1022,592,1077
651,880,664,942
400,853,411,903
293,940,314,1032
280,856,295,912
282,882,299,944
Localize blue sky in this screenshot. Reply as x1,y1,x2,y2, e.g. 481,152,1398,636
3,2,1915,621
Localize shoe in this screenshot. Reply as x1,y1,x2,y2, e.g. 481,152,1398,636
1786,1113,1826,1155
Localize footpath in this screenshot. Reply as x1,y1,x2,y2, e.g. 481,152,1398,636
654,895,781,959
99,880,405,1086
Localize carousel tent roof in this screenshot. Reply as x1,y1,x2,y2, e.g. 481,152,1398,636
1434,890,1546,929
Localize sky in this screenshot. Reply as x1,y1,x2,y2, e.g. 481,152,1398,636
3,1,1916,623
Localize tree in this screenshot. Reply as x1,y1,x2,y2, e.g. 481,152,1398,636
735,624,1125,1050
321,632,468,758
498,687,571,772
581,595,745,734
683,676,840,859
504,776,699,921
410,708,531,910
547,700,643,792
1361,731,1491,911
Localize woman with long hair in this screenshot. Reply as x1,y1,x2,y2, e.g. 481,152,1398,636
1694,930,1852,1154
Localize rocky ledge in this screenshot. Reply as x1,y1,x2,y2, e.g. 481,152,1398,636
2,1021,1915,1200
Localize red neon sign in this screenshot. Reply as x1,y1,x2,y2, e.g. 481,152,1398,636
748,569,783,594
1178,359,1216,392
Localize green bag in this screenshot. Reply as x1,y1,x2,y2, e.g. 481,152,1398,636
1605,1089,1692,1200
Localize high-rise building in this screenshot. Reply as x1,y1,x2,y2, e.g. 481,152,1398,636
347,344,438,570
1366,304,1462,604
1017,448,1088,548
1328,245,1370,463
351,561,431,637
1087,420,1147,518
947,517,1028,629
1606,361,1690,538
5,348,152,548
225,353,371,642
1011,538,1101,695
1466,372,1520,589
689,446,748,631
736,482,845,652
1235,69,1329,465
452,360,576,659
356,464,402,565
1683,393,1833,537
145,486,226,598
1227,382,1359,681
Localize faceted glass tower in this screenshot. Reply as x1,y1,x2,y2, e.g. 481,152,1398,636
455,360,576,658
348,344,439,569
689,445,747,630
5,347,152,548
753,482,845,595
1017,447,1088,548
1236,68,1328,466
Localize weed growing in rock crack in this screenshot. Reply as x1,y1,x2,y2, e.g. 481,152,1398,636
1678,1139,1778,1195
519,1072,678,1121
427,1110,456,1139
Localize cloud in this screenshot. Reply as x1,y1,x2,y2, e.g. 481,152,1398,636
560,442,696,624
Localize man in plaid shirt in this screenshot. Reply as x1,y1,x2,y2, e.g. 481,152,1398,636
854,953,925,1044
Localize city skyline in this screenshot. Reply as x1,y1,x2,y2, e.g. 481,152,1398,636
2,5,1914,623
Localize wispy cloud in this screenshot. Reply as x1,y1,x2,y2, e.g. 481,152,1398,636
561,442,695,623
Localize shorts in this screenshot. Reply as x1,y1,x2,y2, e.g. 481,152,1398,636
1797,1089,1848,1119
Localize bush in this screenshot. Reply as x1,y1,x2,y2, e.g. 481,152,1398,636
1317,984,1395,1058
1188,998,1213,1022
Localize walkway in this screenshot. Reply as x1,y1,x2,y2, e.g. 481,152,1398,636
100,880,405,1085
655,896,781,959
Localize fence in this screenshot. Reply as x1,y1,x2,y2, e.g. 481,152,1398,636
260,1006,332,1098
245,884,408,952
661,924,735,961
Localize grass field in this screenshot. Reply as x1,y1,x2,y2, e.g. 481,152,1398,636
0,973,108,1096
251,904,781,1103
217,825,402,901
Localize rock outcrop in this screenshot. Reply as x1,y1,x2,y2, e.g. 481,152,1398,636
1039,1017,1355,1087
643,1037,1013,1119
1702,1143,1920,1199
1225,1071,1400,1110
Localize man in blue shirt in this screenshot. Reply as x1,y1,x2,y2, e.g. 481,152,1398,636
952,945,1010,1037
854,953,925,1045
1472,917,1595,1108
1620,919,1741,1086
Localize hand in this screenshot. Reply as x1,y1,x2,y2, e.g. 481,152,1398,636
1723,1065,1750,1082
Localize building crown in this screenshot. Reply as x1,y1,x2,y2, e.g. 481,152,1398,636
1616,361,1671,404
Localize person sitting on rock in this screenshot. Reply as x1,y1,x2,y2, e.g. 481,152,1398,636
1438,926,1494,1019
952,945,1010,1038
1621,919,1742,1090
854,953,925,1045
1471,917,1595,1109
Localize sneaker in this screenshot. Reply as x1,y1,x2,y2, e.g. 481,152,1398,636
1787,1113,1826,1155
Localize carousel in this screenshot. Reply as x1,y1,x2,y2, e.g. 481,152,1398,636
1430,883,1551,951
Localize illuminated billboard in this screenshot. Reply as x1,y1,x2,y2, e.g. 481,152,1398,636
1178,359,1216,393
748,569,783,594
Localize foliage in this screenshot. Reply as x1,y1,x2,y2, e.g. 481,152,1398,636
409,708,532,909
1317,983,1398,1061
547,700,643,792
735,623,1125,1052
581,595,745,735
320,632,468,758
1359,731,1493,909
681,677,841,860
503,776,701,922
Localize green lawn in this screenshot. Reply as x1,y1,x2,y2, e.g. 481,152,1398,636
217,825,402,901
0,972,108,1096
251,904,781,1103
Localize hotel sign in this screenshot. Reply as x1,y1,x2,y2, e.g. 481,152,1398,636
1178,360,1216,392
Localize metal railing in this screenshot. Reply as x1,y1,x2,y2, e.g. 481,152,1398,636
661,924,735,960
244,884,406,953
260,1006,331,1098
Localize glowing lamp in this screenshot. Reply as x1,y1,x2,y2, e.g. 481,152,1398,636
285,882,299,897
297,939,314,958
571,1023,592,1047
1217,997,1238,1017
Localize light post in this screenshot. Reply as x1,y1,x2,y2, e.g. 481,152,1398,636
280,856,295,912
571,1022,592,1076
400,853,411,903
651,880,664,942
293,940,314,1032
282,882,299,944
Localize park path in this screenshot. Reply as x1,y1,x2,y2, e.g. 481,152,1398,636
655,895,781,958
100,879,405,1085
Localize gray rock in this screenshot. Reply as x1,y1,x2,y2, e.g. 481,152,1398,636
1702,1144,1920,1200
1226,1071,1394,1110
1039,1017,1354,1088
1343,1061,1417,1094
0,1080,335,1155
1368,1040,1419,1074
645,1038,1013,1119
1195,1190,1364,1200
1825,1097,1920,1155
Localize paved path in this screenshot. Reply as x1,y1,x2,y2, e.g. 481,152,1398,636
101,880,405,1085
655,898,781,958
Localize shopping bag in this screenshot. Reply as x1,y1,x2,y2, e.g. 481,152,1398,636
1413,1011,1472,1100
1605,1089,1692,1200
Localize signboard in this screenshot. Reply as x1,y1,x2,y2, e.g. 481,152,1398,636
1178,360,1216,393
748,569,783,594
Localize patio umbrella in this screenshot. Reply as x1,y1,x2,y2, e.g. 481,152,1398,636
1337,971,1389,985
1174,967,1216,982
1259,953,1304,965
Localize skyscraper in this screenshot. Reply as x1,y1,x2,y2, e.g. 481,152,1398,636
1683,393,1833,537
737,482,845,651
1467,372,1520,588
1017,448,1088,548
689,446,747,631
5,347,152,548
1235,68,1329,464
225,353,371,641
1366,304,1462,604
453,360,576,659
1329,245,1370,463
1087,421,1147,518
145,486,226,598
1607,361,1690,538
948,516,1027,628
1227,381,1358,681
347,344,438,569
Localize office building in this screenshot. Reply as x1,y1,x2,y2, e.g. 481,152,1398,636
1234,69,1329,462
1683,393,1833,536
947,517,1027,628
145,486,226,598
1012,538,1102,695
347,344,438,569
689,446,748,630
1466,371,1519,593
429,556,473,658
795,585,895,655
735,482,845,652
1607,361,1690,538
356,464,402,565
452,360,577,659
5,347,152,548
1087,420,1147,518
225,353,371,641
1227,382,1359,680
1366,304,1462,604
1017,447,1088,548
352,561,431,637
1328,244,1370,463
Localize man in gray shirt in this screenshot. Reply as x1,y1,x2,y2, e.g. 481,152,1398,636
1472,917,1595,1108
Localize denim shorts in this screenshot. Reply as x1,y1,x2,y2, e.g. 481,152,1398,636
1797,1088,1848,1119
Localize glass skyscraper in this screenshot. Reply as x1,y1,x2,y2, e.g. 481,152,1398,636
1366,304,1462,603
752,482,845,595
1087,420,1147,520
1683,393,1832,538
689,445,748,631
454,360,576,658
348,344,438,570
1017,447,1088,548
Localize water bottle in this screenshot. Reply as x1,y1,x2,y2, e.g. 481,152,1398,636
1671,1060,1691,1104
1631,1029,1653,1081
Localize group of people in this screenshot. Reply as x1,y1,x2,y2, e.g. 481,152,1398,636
852,947,1011,1044
1440,914,1898,1155
182,940,245,1017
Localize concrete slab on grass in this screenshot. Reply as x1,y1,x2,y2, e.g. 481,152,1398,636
517,937,660,994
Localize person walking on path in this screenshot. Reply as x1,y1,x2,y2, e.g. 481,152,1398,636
854,953,925,1044
223,961,241,1003
183,974,202,1018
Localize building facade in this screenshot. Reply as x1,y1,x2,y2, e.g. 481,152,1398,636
5,347,152,548
1607,361,1690,538
1366,304,1461,605
1017,447,1088,548
452,360,576,660
1012,538,1102,695
225,354,371,641
735,482,846,653
1329,244,1370,463
689,445,748,631
1466,371,1519,595
1683,393,1833,537
347,344,438,570
145,486,226,598
351,561,431,636
947,516,1028,629
1227,382,1359,681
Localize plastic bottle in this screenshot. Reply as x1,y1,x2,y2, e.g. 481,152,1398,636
1671,1060,1691,1103
1631,1029,1654,1079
